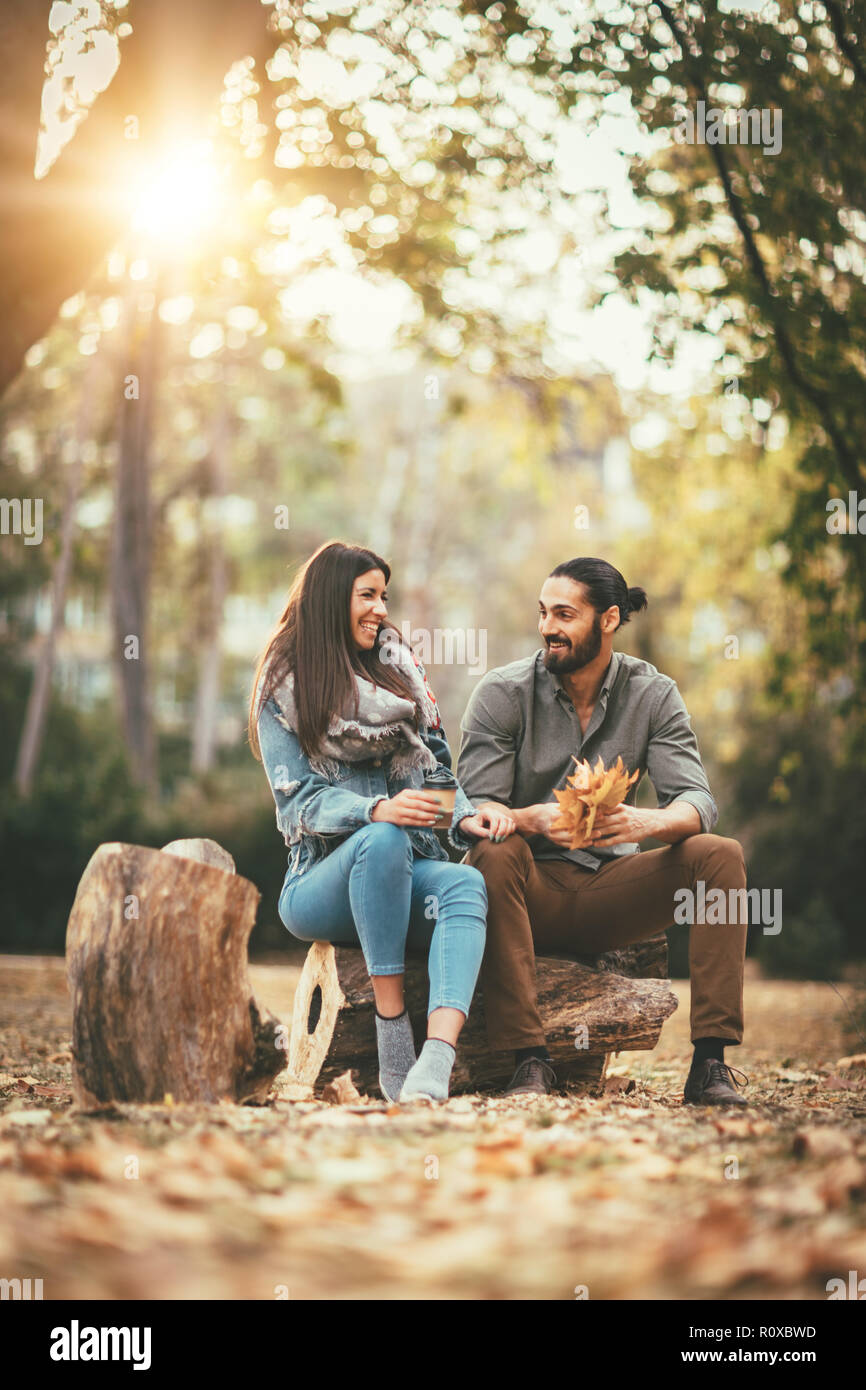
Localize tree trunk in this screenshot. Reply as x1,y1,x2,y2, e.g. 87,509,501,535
401,376,441,636
288,939,676,1098
110,276,162,797
191,395,230,774
66,840,286,1106
13,355,100,795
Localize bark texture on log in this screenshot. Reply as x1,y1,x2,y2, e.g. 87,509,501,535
66,842,285,1106
289,938,676,1097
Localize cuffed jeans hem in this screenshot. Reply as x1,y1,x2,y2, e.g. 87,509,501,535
428,1001,469,1018
367,965,406,976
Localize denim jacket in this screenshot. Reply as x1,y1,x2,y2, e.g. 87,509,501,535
257,681,478,881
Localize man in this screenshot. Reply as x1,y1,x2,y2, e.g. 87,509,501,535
456,557,748,1107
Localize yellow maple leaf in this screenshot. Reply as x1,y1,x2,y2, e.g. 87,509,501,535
550,754,640,849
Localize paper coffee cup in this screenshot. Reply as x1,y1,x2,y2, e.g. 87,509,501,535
423,783,456,826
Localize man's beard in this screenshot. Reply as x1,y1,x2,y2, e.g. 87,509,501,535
542,613,603,674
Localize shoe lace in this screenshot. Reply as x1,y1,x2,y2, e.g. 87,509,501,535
515,1056,556,1085
708,1060,749,1091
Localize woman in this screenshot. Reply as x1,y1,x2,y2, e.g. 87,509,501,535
248,540,515,1103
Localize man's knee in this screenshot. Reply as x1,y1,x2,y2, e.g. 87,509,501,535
681,832,745,877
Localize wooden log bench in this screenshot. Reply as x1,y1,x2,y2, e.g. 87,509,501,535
65,838,287,1107
288,935,678,1097
66,835,678,1105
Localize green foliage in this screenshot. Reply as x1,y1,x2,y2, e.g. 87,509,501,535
140,754,292,952
726,712,865,970
0,647,290,951
562,1,866,697
754,893,847,983
617,384,864,978
0,656,144,950
2,1,864,977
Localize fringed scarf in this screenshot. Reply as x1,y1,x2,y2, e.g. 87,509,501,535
262,632,440,780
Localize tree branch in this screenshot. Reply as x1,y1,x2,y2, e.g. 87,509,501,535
655,0,861,492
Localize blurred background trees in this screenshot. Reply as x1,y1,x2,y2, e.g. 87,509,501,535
1,1,863,978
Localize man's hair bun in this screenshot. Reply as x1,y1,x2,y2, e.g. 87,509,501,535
626,585,648,616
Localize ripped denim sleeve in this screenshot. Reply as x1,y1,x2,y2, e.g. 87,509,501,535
257,698,385,843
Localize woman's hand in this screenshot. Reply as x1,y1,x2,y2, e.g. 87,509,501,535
458,808,517,841
371,789,444,827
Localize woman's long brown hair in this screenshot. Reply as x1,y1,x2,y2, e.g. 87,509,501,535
248,540,420,761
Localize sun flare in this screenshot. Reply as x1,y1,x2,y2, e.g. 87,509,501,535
128,140,224,246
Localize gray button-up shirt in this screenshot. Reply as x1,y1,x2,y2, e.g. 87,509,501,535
456,648,717,870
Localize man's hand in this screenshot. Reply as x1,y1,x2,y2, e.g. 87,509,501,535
471,798,703,850
521,802,574,847
591,801,701,847
589,805,662,847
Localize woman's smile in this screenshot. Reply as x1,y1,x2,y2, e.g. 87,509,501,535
350,568,389,647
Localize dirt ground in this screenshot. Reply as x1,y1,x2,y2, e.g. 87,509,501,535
1,954,864,1300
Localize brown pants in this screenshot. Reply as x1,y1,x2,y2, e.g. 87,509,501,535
466,832,747,1051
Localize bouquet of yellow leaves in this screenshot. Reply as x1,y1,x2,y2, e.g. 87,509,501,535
550,754,640,850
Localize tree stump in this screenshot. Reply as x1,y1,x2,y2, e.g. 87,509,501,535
161,837,237,873
288,938,677,1097
65,840,286,1106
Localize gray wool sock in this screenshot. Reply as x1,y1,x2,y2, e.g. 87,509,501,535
375,1008,417,1103
399,1038,456,1102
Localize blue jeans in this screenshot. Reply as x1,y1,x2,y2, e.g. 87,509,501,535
278,822,487,1018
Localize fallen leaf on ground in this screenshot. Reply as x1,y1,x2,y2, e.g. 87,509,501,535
816,1157,866,1207
605,1077,637,1095
755,1183,827,1218
18,1141,113,1180
473,1143,534,1178
321,1071,362,1105
0,1109,53,1127
793,1127,856,1160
